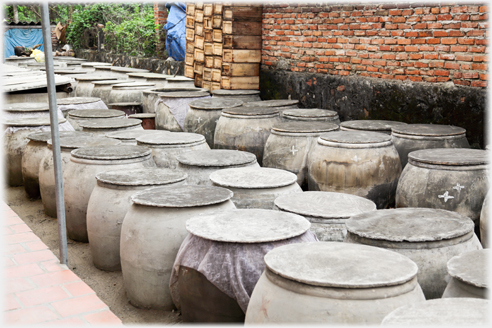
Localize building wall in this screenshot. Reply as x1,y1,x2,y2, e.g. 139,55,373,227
154,2,168,58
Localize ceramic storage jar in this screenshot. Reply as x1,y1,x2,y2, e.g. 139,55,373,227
74,75,117,97
63,145,155,242
274,191,377,241
120,185,236,309
396,148,489,227
155,91,210,131
442,249,488,299
170,209,315,322
78,117,143,135
57,97,108,117
143,88,208,114
381,298,490,325
87,168,187,272
67,109,125,131
108,82,155,104
210,167,302,209
3,102,69,123
344,208,482,299
214,107,281,166
39,136,121,218
165,76,195,88
391,124,470,169
185,98,243,148
480,191,490,248
137,132,210,169
243,99,299,111
245,242,425,324
105,129,166,145
263,121,339,188
307,131,402,209
176,149,259,186
91,80,134,105
211,89,261,103
281,108,340,125
340,119,407,134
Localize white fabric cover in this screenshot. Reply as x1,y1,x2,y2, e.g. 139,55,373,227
57,99,108,117
155,95,210,130
170,230,318,313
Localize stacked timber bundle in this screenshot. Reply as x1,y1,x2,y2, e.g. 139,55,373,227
185,2,261,90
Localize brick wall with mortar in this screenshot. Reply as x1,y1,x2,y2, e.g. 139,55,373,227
154,2,168,58
262,2,488,88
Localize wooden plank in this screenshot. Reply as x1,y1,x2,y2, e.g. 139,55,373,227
203,68,212,81
211,82,221,91
186,40,195,54
223,6,262,21
202,80,212,90
212,69,222,82
223,6,233,20
194,35,205,49
213,3,223,15
204,30,213,42
222,21,232,34
203,16,212,30
212,29,222,43
221,76,259,90
223,35,262,50
213,42,223,56
186,28,195,41
195,74,203,87
213,56,222,69
195,10,204,23
212,15,222,29
204,43,214,56
194,48,205,62
184,65,195,79
205,56,214,68
195,22,204,36
186,16,195,29
203,4,213,16
185,53,194,66
222,49,261,63
222,63,260,76
194,61,204,75
223,21,261,35
195,2,204,10
186,4,195,16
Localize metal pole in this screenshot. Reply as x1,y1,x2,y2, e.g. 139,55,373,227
40,3,68,266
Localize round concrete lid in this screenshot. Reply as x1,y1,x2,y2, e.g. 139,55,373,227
166,76,194,82
57,97,101,105
74,75,117,81
128,113,156,119
131,185,233,207
53,57,87,61
446,249,488,288
212,89,260,96
408,148,488,166
112,82,155,88
340,120,407,131
49,135,121,149
52,69,86,74
78,118,142,129
137,132,205,145
177,149,257,167
80,62,112,67
4,116,66,127
156,91,210,98
68,109,125,119
27,131,93,143
244,99,299,107
110,67,149,73
127,72,173,79
72,145,151,160
272,121,339,133
345,208,474,242
144,87,208,94
108,102,142,107
105,129,167,141
222,106,280,116
189,98,243,110
381,298,490,325
282,108,338,118
186,209,310,243
392,124,466,136
319,131,391,144
96,167,187,186
92,80,134,85
4,102,49,112
94,66,112,70
275,191,376,219
210,167,297,189
264,242,418,288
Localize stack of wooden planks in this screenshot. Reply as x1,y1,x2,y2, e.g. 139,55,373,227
184,2,262,90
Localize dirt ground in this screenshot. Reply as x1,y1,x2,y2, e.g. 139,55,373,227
5,186,183,325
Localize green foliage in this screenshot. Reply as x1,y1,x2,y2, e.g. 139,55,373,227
3,4,81,24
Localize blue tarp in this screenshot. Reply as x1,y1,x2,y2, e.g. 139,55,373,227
3,28,44,61
164,2,186,61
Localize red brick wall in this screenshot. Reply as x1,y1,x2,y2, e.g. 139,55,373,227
262,3,488,88
154,2,168,58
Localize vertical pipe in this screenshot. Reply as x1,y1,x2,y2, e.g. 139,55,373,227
40,3,68,266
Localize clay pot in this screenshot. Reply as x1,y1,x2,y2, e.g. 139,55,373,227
245,242,425,324
242,99,299,111
210,167,302,209
185,98,243,148
307,131,402,209
344,208,482,299
480,191,490,248
214,107,281,166
91,80,134,105
142,87,208,114
63,145,155,242
165,76,195,88
120,185,236,309
74,75,117,97
340,119,407,134
155,91,210,131
86,168,187,271
281,108,340,125
105,129,166,145
108,82,155,105
78,118,143,135
67,109,125,131
263,121,339,188
57,97,107,118
211,89,261,103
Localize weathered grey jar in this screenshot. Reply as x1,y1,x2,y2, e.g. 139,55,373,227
307,131,402,209
274,191,376,241
143,73,173,88
110,66,149,79
67,109,125,131
93,65,116,79
22,131,92,199
39,136,121,218
105,129,166,145
57,97,107,117
155,91,210,131
142,87,208,114
344,208,482,299
78,118,143,135
79,62,112,72
281,108,340,124
63,145,155,242
381,298,490,325
3,102,73,130
245,242,425,324
176,149,259,186
136,132,210,169
214,107,281,166
442,249,488,299
210,167,302,209
242,99,299,111
171,209,313,322
91,80,134,105
165,76,195,88
391,124,470,169
396,148,489,226
74,75,117,97
340,119,407,135
480,191,490,248
4,116,67,187
185,98,244,148
87,168,187,272
108,82,156,104
263,121,339,187
120,185,236,309
211,89,261,103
